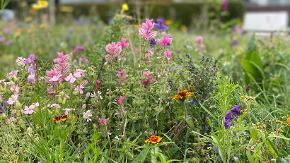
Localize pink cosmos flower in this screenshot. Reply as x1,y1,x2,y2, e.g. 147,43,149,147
118,96,124,105
159,34,173,47
98,117,109,126
117,69,127,83
118,37,129,48
73,69,85,78
23,102,39,115
65,73,76,83
164,50,171,61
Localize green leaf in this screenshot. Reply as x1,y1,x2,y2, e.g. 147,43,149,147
132,147,150,163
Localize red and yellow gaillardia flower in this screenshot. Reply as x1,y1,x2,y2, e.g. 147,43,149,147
145,135,162,144
287,116,290,126
172,89,193,101
52,114,68,123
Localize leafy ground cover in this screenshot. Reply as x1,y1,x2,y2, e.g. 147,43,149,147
0,13,289,162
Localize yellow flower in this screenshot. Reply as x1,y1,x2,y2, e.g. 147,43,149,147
121,3,129,14
32,0,48,10
165,19,173,26
145,135,162,144
180,25,188,33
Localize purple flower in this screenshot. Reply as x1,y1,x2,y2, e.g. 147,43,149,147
25,54,36,65
231,39,239,47
149,39,157,47
222,0,228,11
231,104,241,115
74,45,84,53
224,104,241,129
0,98,7,114
154,18,168,31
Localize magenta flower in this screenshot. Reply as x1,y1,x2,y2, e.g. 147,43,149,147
141,70,153,88
46,69,61,84
54,52,68,65
118,37,129,48
117,69,127,83
164,49,171,61
98,117,109,126
159,34,173,47
222,0,228,11
139,28,157,40
141,19,155,31
118,96,124,105
74,45,84,53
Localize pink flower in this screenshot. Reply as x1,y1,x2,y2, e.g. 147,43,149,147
118,37,129,48
144,48,154,60
143,70,153,80
139,28,157,40
23,102,39,115
46,69,62,84
141,70,153,88
141,19,155,31
159,34,173,47
10,84,20,94
80,56,89,64
117,69,127,83
65,73,76,83
74,80,88,94
164,50,171,61
74,45,84,53
195,36,204,46
7,94,18,105
54,52,68,65
16,57,26,66
47,86,55,96
105,42,122,57
95,80,101,90
118,96,124,105
7,70,18,79
98,117,109,126
73,69,85,78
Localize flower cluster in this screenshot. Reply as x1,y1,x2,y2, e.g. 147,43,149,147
104,37,129,63
139,19,173,61
224,104,241,129
25,54,37,83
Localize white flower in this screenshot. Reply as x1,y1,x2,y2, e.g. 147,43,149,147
83,110,92,122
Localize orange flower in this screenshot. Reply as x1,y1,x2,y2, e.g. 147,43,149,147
172,89,193,101
52,114,68,123
145,135,162,144
287,116,290,126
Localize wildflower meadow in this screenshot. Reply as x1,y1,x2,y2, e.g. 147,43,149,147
0,1,289,162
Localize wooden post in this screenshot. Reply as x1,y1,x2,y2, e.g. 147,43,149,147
49,0,55,25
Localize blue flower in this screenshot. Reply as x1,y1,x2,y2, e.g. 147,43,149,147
231,104,241,115
154,18,168,31
224,104,241,129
